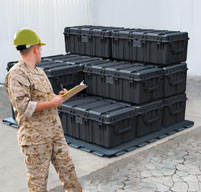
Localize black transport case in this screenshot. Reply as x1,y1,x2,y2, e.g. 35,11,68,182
7,54,101,94
64,25,122,58
111,28,189,65
84,61,164,104
41,60,84,94
162,63,187,97
163,93,186,127
135,100,163,137
59,96,136,148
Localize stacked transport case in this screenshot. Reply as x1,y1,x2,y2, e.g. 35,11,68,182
62,25,189,148
6,25,191,155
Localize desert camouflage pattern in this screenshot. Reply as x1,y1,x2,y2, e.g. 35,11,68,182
5,60,64,146
5,60,82,191
21,138,82,192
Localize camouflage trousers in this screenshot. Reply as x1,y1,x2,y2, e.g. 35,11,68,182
21,138,82,192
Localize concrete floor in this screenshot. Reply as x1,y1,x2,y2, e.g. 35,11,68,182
0,75,201,192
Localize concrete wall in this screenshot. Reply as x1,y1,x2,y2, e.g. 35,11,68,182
91,0,201,76
0,0,92,83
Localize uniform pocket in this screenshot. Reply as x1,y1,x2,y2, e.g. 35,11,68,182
34,82,48,93
32,75,52,97
30,74,54,102
21,144,52,166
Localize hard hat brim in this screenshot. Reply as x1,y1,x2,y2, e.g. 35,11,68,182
40,42,46,46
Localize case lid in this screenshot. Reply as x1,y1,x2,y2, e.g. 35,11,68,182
135,100,163,114
163,93,187,106
7,59,66,72
43,54,76,61
39,55,87,76
162,62,188,75
6,60,82,76
61,96,136,124
84,61,163,80
40,54,105,77
7,54,102,75
64,25,123,38
42,54,66,61
111,28,188,42
40,62,83,77
56,57,101,66
43,54,100,66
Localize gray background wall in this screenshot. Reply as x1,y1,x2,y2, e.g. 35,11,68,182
91,0,201,76
0,0,92,83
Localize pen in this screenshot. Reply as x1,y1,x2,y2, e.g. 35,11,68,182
61,84,64,90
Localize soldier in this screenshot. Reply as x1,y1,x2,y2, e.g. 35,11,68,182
5,28,82,192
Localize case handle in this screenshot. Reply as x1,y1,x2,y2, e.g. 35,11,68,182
169,73,185,86
169,103,185,115
170,107,184,115
170,78,184,86
144,116,159,125
144,84,160,92
114,124,131,135
144,78,160,92
171,48,185,54
171,43,185,54
144,110,159,125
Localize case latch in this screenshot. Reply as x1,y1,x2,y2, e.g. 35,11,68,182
75,116,83,124
133,39,142,47
81,35,89,43
106,76,114,84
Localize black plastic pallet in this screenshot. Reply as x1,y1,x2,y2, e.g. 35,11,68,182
2,117,18,128
3,118,194,158
65,120,193,157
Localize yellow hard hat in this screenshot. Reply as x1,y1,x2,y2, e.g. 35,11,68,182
14,28,46,50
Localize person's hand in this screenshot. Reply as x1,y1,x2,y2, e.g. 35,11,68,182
59,88,68,96
51,95,64,107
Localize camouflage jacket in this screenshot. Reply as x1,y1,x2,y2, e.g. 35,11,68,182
5,60,64,146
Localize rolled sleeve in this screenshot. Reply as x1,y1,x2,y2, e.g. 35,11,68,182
24,101,37,118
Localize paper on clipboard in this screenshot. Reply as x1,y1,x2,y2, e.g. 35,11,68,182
61,81,87,102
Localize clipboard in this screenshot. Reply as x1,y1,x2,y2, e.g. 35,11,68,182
61,82,88,102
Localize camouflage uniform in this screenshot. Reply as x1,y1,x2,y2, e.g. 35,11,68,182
5,60,82,192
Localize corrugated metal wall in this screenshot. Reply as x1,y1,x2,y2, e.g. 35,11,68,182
0,0,92,83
